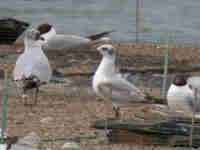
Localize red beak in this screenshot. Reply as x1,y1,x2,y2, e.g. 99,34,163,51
40,36,45,41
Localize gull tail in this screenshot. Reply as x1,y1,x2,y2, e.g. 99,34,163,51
86,30,115,41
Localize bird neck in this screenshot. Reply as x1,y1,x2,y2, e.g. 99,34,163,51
96,55,116,76
24,38,41,52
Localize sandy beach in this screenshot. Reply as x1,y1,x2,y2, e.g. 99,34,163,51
0,39,200,150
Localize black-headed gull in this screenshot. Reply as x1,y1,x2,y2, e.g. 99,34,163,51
92,44,149,118
13,28,52,105
37,23,113,51
167,74,200,117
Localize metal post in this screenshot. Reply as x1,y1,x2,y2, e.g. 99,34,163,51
190,88,198,147
1,69,8,143
136,0,144,43
162,40,169,98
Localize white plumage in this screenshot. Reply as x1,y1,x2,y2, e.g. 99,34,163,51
13,28,52,105
92,44,147,117
37,23,113,51
167,75,200,116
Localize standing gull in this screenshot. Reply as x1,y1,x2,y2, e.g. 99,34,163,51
167,74,200,116
167,74,200,146
13,28,52,105
37,23,113,51
92,44,150,118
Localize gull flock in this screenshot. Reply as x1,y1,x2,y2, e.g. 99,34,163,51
4,23,199,149
12,24,200,117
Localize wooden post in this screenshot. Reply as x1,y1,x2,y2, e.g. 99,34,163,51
136,0,144,43
1,69,8,143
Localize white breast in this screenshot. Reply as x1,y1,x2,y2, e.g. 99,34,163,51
167,84,194,114
92,72,105,96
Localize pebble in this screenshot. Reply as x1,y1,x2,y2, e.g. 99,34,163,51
40,116,53,125
62,141,80,149
18,132,40,148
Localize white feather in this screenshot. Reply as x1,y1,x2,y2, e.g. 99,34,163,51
13,29,52,83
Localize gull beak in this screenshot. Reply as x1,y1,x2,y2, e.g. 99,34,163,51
40,36,45,41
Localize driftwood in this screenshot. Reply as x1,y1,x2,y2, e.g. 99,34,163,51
92,108,200,147
0,17,29,44
121,64,200,74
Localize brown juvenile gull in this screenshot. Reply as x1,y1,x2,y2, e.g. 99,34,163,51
13,28,52,105
37,23,113,51
92,44,150,118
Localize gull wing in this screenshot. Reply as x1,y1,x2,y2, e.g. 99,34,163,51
187,77,200,112
187,76,200,90
43,34,90,50
13,53,26,80
86,30,115,40
97,75,147,104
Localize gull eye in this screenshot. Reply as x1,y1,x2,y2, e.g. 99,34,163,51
102,47,107,51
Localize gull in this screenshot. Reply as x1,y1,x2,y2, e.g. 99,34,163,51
167,74,200,116
13,28,52,105
37,23,113,51
92,44,150,118
167,74,200,146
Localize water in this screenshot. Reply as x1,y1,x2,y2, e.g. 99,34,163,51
1,0,200,44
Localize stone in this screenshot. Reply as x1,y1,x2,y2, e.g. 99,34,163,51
62,141,80,149
18,132,40,148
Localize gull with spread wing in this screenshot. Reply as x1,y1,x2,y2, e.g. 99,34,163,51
37,23,113,51
92,44,150,118
13,28,52,105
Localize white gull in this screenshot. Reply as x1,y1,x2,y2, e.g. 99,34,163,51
13,28,52,105
92,44,150,118
37,23,113,51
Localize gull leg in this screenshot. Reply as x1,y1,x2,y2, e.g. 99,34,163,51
112,103,120,118
15,81,24,104
34,87,39,105
22,93,28,106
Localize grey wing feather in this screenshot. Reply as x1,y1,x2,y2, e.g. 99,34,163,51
186,85,200,112
98,75,147,104
43,34,90,50
187,76,200,90
13,54,25,80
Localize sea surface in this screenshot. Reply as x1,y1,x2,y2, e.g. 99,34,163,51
1,0,200,44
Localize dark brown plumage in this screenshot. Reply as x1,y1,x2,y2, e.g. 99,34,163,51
37,23,52,35
173,74,188,86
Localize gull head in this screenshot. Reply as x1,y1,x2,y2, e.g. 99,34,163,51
97,44,116,58
37,23,56,43
173,74,189,86
25,28,40,41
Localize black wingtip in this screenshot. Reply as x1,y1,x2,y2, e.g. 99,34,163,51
86,30,116,41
